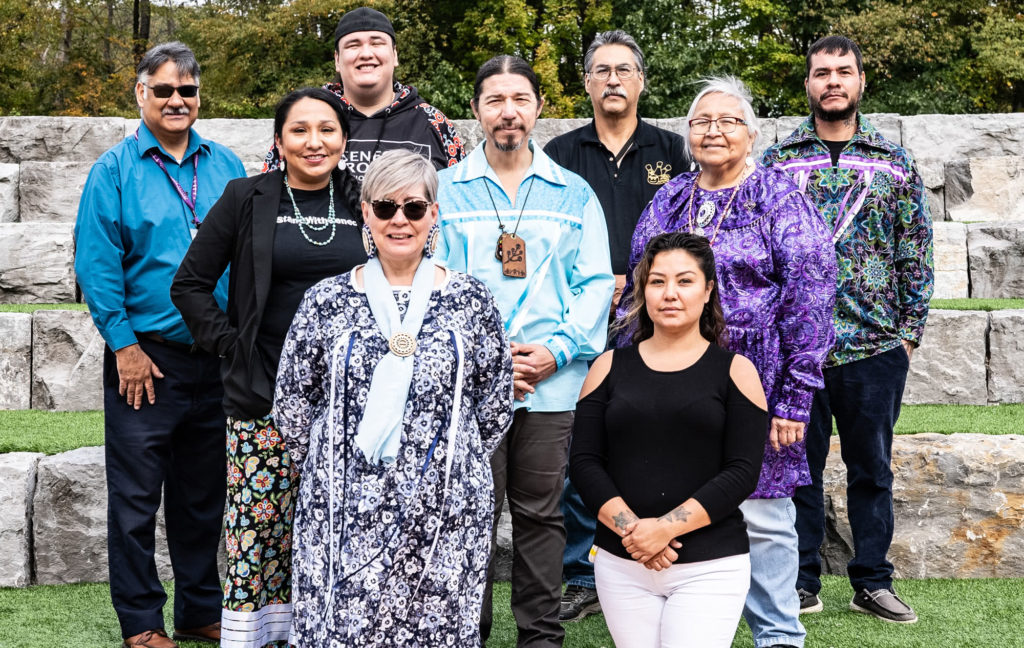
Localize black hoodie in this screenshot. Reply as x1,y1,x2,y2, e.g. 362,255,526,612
263,82,465,180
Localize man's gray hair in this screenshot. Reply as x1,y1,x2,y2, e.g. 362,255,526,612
584,30,646,89
136,41,201,86
360,150,438,204
683,76,760,159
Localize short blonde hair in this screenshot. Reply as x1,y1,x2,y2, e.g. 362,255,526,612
360,150,438,203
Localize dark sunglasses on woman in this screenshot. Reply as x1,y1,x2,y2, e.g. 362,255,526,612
371,199,431,220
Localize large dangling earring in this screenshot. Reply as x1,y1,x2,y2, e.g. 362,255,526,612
745,155,754,168
424,224,440,258
361,224,376,258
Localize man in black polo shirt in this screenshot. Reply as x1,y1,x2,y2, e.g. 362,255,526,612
544,28,691,622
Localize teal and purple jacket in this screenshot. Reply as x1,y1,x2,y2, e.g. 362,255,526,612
763,115,934,368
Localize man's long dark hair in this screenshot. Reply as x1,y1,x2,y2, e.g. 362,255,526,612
617,232,728,346
273,87,361,216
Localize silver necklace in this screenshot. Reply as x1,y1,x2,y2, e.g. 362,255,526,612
284,174,337,247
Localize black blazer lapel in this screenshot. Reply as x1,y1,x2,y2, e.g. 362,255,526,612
252,170,282,320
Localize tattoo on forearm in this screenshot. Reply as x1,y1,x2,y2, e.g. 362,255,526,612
658,504,691,524
613,510,638,532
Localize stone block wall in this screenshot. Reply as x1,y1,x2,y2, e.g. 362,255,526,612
2,434,1019,587
1,114,1023,408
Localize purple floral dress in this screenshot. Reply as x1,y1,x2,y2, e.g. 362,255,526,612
618,164,837,498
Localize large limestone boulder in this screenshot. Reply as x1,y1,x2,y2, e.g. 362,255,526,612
0,117,125,164
494,502,512,581
901,113,1024,161
916,157,945,222
31,310,104,411
903,310,988,405
0,222,76,303
988,310,1024,404
18,161,94,223
0,452,44,587
0,162,18,222
967,222,1024,299
774,113,902,147
820,434,1024,579
32,446,174,585
931,221,969,299
125,118,272,176
192,118,274,176
453,119,482,154
0,312,33,409
531,118,592,149
945,157,1024,222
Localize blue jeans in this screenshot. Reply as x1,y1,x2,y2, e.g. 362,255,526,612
560,478,596,589
740,498,806,648
794,345,908,594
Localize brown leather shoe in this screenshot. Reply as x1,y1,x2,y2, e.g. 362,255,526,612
172,622,221,643
123,629,177,648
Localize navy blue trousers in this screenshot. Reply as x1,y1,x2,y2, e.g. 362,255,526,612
793,345,909,594
104,337,225,638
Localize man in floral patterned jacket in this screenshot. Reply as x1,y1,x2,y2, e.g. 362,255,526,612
763,35,933,627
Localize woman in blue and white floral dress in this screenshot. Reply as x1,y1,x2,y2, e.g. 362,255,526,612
273,150,514,647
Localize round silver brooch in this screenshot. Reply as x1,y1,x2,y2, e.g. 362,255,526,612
389,332,417,357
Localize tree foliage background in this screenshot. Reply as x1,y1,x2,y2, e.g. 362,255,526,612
2,0,1022,119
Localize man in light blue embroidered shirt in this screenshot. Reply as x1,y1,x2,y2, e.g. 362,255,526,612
74,42,244,648
436,55,614,647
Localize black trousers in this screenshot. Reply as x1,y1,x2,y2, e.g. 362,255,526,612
794,345,909,595
481,410,573,648
104,337,225,638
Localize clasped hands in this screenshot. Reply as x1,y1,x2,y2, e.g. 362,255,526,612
619,518,683,572
511,342,557,401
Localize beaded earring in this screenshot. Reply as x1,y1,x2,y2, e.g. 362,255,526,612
361,224,376,258
424,224,440,258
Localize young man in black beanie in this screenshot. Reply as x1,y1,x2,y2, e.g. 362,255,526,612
263,6,464,179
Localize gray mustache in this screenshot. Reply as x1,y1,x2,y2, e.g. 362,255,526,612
602,87,628,99
162,107,190,115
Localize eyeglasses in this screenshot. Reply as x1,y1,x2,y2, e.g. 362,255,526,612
688,117,747,134
589,64,638,81
371,199,431,220
146,84,199,99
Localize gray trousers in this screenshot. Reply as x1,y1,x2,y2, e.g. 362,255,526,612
480,409,573,647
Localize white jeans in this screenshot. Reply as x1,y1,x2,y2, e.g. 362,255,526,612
594,550,750,648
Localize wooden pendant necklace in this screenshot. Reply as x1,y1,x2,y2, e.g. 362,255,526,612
484,174,535,278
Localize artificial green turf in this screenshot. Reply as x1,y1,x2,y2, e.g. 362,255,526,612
1,403,1018,456
0,410,104,454
1,577,1022,647
0,303,89,313
894,403,1024,435
931,298,1024,311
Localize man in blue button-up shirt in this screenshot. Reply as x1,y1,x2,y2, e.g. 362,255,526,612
437,55,614,647
74,42,244,648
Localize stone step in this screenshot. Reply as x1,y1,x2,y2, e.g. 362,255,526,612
1,308,1020,411
2,433,1019,587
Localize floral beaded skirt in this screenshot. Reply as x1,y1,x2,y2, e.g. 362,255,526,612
221,415,298,648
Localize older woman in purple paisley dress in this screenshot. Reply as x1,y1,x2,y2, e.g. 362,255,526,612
618,77,836,648
273,150,514,646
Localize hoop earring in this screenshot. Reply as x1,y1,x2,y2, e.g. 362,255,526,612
361,224,376,258
424,224,440,258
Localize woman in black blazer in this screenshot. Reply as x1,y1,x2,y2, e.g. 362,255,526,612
171,87,365,648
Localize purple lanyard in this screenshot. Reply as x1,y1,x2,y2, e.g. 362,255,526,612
135,129,201,228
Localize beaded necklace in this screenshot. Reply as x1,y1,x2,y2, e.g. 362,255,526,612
686,168,750,245
284,174,337,246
